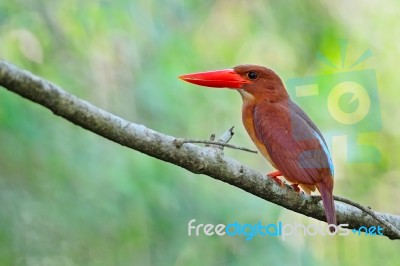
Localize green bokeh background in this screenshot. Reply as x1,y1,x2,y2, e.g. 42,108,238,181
1,1,399,265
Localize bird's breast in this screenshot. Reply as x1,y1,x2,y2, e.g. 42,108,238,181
241,102,276,168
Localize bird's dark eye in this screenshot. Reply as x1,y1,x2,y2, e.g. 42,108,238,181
247,71,258,80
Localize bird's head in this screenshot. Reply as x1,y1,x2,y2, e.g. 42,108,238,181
179,64,289,103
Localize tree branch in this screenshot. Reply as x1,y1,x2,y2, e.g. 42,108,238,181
1,60,399,240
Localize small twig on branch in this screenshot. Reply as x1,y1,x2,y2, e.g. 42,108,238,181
177,126,253,153
218,126,235,144
174,138,258,154
333,196,400,237
203,126,235,150
313,195,400,238
205,132,215,147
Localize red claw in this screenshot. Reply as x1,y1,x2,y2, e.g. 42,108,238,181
290,184,301,193
267,170,283,186
267,170,282,178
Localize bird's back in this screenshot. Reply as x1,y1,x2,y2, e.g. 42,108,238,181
245,99,334,190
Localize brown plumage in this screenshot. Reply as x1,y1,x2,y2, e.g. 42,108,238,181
180,64,336,228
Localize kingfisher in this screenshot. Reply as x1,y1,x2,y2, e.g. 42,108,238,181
179,65,336,228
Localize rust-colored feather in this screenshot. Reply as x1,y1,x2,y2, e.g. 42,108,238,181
250,99,336,226
253,99,333,185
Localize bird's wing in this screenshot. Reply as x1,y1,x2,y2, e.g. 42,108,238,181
253,100,333,185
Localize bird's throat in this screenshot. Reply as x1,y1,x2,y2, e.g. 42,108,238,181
238,89,255,104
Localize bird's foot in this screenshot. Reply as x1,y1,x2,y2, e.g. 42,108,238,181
266,171,283,186
269,176,283,186
290,184,301,193
267,170,282,178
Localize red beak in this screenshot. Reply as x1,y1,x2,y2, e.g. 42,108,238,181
179,69,249,89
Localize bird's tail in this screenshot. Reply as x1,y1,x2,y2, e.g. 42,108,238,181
317,180,336,232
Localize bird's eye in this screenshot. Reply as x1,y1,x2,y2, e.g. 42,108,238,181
247,71,258,80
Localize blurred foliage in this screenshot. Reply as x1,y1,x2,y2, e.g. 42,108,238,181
0,0,400,265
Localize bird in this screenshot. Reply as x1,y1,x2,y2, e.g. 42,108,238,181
179,64,336,229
